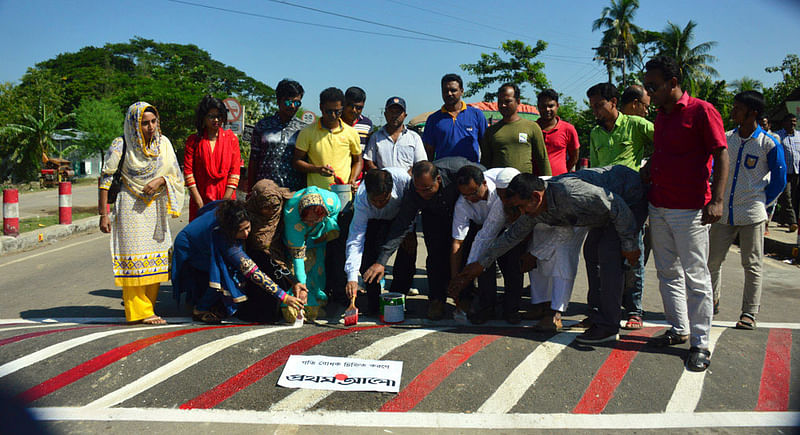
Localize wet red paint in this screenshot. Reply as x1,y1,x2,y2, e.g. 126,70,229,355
180,325,384,409
572,327,660,414
18,325,242,403
379,334,501,412
756,328,792,411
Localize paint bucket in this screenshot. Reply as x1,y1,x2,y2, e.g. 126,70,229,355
330,183,352,207
380,292,405,324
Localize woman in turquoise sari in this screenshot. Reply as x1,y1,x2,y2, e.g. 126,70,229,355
283,186,341,321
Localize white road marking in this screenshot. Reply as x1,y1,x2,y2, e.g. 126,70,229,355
270,328,440,412
0,234,106,268
477,331,577,414
643,320,800,330
83,326,291,409
0,318,194,325
30,407,800,429
665,326,725,413
0,325,181,378
0,323,79,332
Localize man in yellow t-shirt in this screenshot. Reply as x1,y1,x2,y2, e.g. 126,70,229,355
293,87,362,191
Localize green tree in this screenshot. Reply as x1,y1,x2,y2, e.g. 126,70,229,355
656,20,718,92
592,0,642,87
763,54,800,113
75,98,124,167
0,99,75,181
729,77,763,93
460,40,550,102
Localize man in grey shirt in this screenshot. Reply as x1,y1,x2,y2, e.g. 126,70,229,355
454,165,646,343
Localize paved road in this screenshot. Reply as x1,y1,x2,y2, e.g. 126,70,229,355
14,182,98,219
0,224,798,432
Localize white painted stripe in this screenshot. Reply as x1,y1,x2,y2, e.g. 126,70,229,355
643,320,800,330
0,323,79,332
0,234,106,268
59,195,72,207
0,317,194,325
478,331,577,414
270,328,440,412
3,202,19,218
665,326,725,413
30,407,800,429
83,326,291,409
0,325,181,378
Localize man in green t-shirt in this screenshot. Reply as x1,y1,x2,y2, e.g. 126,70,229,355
586,81,654,330
588,82,654,171
480,83,551,176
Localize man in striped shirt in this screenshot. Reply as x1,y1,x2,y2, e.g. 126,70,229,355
342,86,373,152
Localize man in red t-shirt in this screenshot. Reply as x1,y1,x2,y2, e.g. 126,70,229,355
536,89,580,176
642,56,729,373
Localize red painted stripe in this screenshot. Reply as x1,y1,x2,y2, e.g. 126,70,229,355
380,334,501,412
572,327,660,414
180,325,384,409
0,325,107,347
756,328,792,411
18,325,242,403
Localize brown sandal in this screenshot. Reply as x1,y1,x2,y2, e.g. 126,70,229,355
192,310,221,324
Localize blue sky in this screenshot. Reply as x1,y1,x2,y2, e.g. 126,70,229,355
1,0,798,124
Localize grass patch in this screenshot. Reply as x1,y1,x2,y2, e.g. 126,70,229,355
18,211,96,233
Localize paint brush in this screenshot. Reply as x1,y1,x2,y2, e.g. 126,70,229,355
343,294,358,326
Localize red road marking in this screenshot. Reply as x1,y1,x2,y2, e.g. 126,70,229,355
572,327,660,414
756,328,792,411
379,334,501,412
0,325,108,347
180,325,384,409
18,325,242,403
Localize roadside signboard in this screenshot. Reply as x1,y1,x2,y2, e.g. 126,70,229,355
223,98,244,135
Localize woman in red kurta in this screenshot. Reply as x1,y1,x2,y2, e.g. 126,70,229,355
184,95,242,220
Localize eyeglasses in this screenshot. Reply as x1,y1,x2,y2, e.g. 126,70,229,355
205,113,224,121
643,82,661,94
348,103,365,111
323,108,343,116
283,100,302,108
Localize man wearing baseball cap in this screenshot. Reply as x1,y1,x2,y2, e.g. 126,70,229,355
364,97,427,172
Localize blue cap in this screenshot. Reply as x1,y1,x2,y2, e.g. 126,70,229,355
385,96,406,111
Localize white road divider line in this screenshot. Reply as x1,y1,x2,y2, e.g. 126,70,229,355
0,234,106,268
665,326,725,413
30,407,800,429
0,325,181,378
0,323,79,332
269,327,440,412
477,331,577,414
83,326,291,409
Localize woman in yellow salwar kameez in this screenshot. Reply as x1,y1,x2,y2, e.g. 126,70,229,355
98,102,184,324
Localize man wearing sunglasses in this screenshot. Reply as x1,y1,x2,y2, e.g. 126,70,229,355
293,87,363,192
641,55,729,373
249,79,308,192
341,86,373,152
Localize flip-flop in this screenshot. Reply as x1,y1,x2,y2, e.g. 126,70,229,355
686,347,711,372
622,315,643,330
141,315,166,325
735,313,756,330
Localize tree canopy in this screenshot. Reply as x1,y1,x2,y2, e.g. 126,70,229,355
460,40,550,102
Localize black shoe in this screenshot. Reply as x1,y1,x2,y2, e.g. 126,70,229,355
504,311,521,325
685,347,711,372
468,310,489,325
575,326,618,344
651,329,689,347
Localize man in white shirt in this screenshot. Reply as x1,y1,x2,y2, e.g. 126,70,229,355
363,97,427,171
450,166,524,324
344,168,414,314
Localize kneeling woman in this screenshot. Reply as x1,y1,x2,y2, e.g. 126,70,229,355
172,200,306,323
283,186,341,321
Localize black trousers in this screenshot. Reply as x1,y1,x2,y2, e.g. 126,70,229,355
475,233,526,317
237,250,291,323
421,210,452,302
359,218,417,313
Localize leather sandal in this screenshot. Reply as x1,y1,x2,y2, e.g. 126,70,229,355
651,329,689,347
735,313,756,330
686,347,711,372
192,309,221,324
622,315,643,330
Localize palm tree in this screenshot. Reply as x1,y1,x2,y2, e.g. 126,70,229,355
656,20,718,92
592,0,642,87
0,98,74,180
729,76,764,93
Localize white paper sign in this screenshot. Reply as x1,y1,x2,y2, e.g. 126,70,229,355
277,355,402,393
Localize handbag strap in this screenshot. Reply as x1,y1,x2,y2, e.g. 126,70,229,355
116,136,127,176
